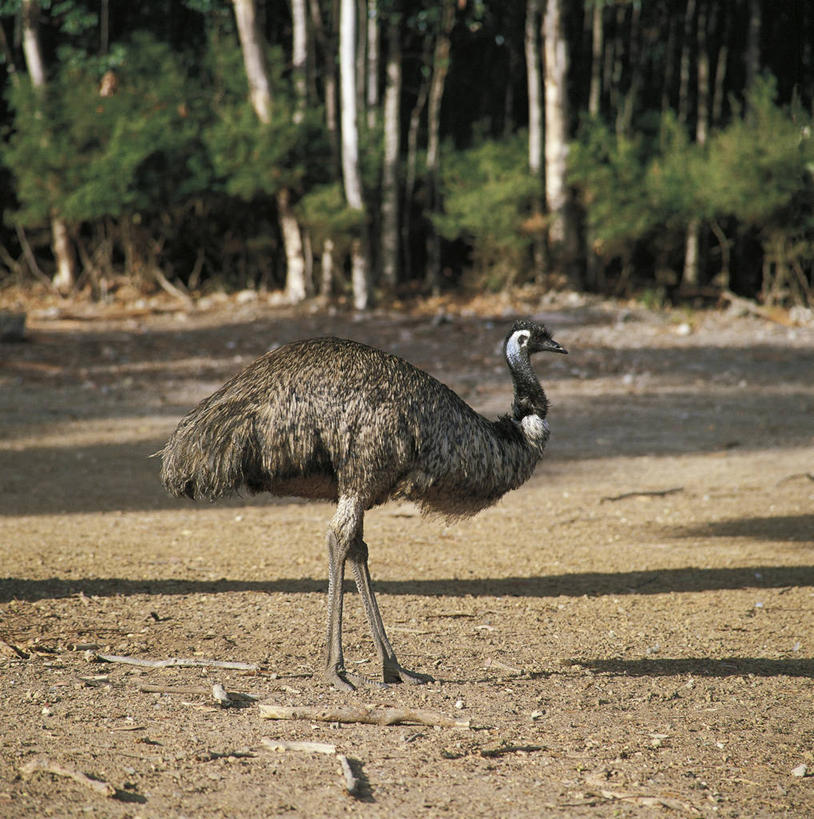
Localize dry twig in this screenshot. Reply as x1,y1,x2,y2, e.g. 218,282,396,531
261,739,337,755
337,754,359,796
483,657,523,675
211,683,232,707
20,758,115,798
258,703,469,729
776,472,814,486
600,487,684,504
91,652,258,671
138,684,258,701
260,738,361,797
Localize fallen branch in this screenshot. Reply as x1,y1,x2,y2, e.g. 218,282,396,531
91,652,258,671
20,758,115,798
483,657,523,675
259,703,469,729
600,487,684,504
598,789,696,813
337,754,359,796
261,739,336,755
138,684,258,701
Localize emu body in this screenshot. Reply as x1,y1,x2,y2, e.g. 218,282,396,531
160,320,566,690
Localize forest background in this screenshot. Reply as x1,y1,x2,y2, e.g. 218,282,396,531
0,0,812,312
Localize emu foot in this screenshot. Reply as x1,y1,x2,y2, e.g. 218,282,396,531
324,665,388,692
382,661,434,686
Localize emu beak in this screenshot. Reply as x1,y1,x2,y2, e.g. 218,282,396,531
536,338,568,355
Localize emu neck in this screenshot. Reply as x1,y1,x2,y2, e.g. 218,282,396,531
506,349,548,421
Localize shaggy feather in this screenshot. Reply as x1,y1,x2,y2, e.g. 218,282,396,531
160,328,559,517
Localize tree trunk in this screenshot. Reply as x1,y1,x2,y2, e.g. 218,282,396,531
660,6,676,115
424,0,455,294
678,0,695,125
584,0,605,290
380,2,401,290
310,0,340,175
340,0,370,309
683,0,709,289
320,237,335,299
525,0,545,279
233,0,308,302
291,0,308,124
745,0,761,94
232,0,273,124
695,0,709,146
617,1,641,137
354,0,366,135
525,0,542,175
543,0,578,287
609,3,625,119
711,3,730,126
588,0,603,117
402,37,432,281
366,0,379,131
278,188,309,301
21,0,76,293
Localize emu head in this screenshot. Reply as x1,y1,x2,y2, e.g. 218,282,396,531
504,319,567,363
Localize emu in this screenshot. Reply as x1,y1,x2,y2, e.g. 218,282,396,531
159,319,566,690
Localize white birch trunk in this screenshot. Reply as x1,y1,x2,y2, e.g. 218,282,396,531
542,0,569,247
380,5,401,289
21,0,46,86
232,0,308,302
525,0,545,279
21,0,76,293
525,0,542,176
232,0,272,125
278,189,308,302
340,0,364,209
683,0,709,289
340,0,370,308
291,0,308,124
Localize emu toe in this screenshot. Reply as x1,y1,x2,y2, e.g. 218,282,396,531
382,661,433,686
325,666,391,692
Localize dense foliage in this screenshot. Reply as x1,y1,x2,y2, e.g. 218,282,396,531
0,0,812,306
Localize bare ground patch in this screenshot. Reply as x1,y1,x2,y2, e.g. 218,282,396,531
1,296,812,816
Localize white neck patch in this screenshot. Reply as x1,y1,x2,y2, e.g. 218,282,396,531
521,414,550,449
506,330,530,368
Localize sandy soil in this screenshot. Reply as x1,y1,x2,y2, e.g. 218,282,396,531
0,291,812,817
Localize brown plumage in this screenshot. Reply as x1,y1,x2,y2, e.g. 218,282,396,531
160,320,566,690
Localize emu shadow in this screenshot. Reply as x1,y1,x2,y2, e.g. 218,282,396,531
573,657,814,678
2,564,812,604
676,513,814,544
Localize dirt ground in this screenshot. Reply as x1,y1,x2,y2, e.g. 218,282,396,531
0,289,812,817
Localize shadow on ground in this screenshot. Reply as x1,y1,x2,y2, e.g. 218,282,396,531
573,657,814,678
677,514,814,544
1,564,811,605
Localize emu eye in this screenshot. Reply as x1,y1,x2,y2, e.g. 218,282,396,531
518,331,529,346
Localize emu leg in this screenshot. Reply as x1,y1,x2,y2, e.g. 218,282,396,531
323,497,369,691
324,529,358,692
348,538,433,686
